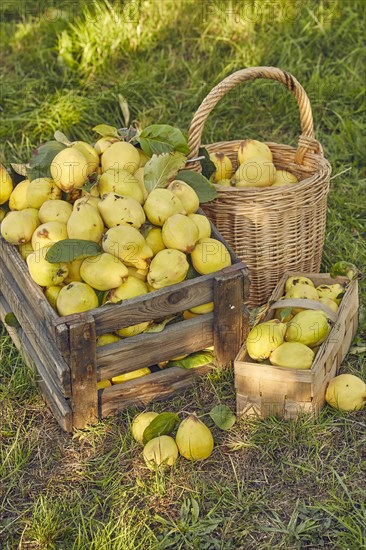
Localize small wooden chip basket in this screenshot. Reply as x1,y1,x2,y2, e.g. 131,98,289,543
187,66,332,307
234,272,359,420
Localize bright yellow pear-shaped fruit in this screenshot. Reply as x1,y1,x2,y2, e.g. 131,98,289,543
56,281,98,316
272,170,298,187
318,297,338,313
316,284,344,305
102,225,153,269
216,179,232,187
73,195,101,211
209,152,233,182
39,199,73,224
189,302,214,314
147,249,189,289
67,201,104,243
94,136,120,155
131,411,159,443
246,319,287,360
51,146,93,192
31,221,68,250
97,379,112,389
143,435,179,468
0,164,13,204
26,178,61,208
145,227,165,256
72,141,99,173
168,180,200,214
18,241,34,261
64,258,84,283
269,342,314,370
137,148,149,168
285,276,315,293
23,207,40,227
96,333,120,346
98,169,144,204
133,167,148,201
285,283,319,301
1,210,38,244
143,188,185,226
80,253,129,290
127,266,148,281
98,193,146,229
237,139,273,164
27,247,68,287
325,374,366,411
235,157,276,187
44,285,64,309
108,275,148,303
285,310,330,348
9,179,30,210
191,237,231,275
116,321,150,338
112,367,151,384
101,141,140,174
0,207,5,222
175,415,214,461
162,214,199,253
188,213,211,240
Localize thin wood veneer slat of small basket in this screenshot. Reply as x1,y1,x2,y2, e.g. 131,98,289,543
188,66,318,164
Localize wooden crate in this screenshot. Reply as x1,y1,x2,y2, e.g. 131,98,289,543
0,221,249,432
234,272,359,419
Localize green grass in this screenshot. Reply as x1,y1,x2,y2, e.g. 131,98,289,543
1,0,366,548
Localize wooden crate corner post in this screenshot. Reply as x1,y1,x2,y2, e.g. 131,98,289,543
213,267,245,367
68,314,98,429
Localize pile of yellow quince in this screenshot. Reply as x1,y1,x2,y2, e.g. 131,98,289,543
210,139,298,188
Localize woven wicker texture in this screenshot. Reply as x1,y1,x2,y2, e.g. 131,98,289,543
187,67,332,307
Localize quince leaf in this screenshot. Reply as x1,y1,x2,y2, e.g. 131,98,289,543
167,350,214,369
209,404,236,431
54,130,72,145
4,313,20,328
143,152,187,193
198,147,216,180
27,141,67,181
142,412,180,444
92,124,120,138
138,124,189,156
118,94,130,127
45,239,102,263
175,170,217,203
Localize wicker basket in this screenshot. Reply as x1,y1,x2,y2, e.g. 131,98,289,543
187,66,332,307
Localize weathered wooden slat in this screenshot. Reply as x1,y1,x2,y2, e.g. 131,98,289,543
69,315,98,428
0,237,58,328
0,292,72,432
213,269,244,367
21,328,73,432
97,315,213,381
0,262,71,396
0,293,23,349
51,262,246,336
100,364,213,418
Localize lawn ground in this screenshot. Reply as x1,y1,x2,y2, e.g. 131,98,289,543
0,1,365,548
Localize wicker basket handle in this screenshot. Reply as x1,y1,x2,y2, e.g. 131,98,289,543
188,66,322,165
